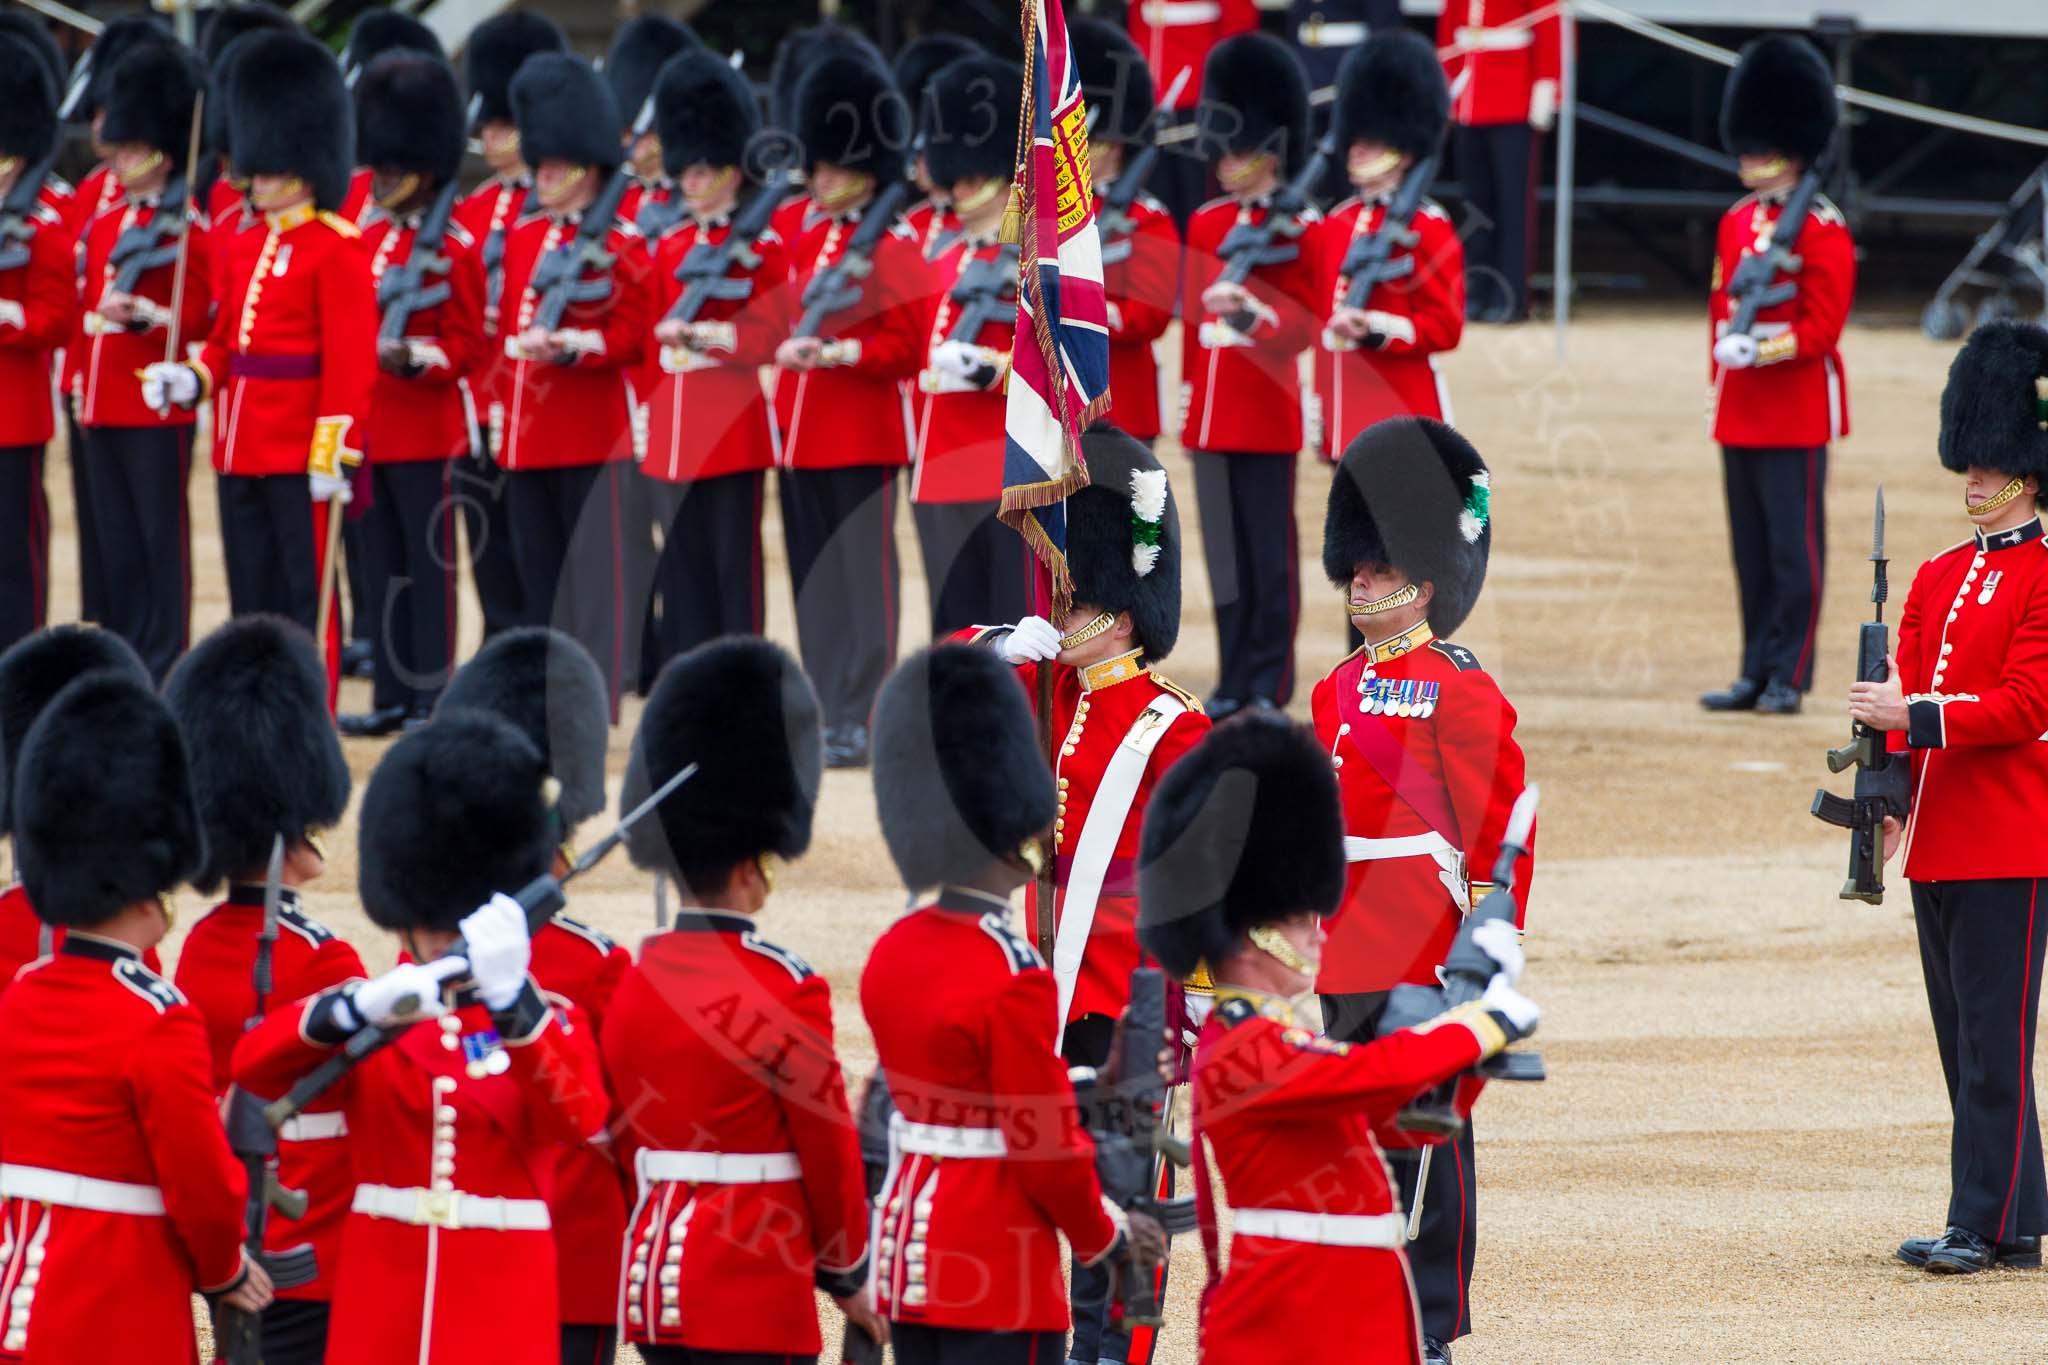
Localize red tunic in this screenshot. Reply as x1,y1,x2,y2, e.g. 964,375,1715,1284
1895,518,2048,882
904,196,960,263
860,890,1121,1331
172,886,365,1303
1190,992,1495,1363
1438,0,1562,128
771,211,935,471
0,935,248,1363
234,983,613,1365
1099,192,1179,442
644,215,790,483
0,885,161,1005
1128,0,1258,112
56,169,117,408
339,169,376,229
491,210,652,470
602,910,869,1355
1313,197,1463,460
454,175,531,458
0,196,75,447
1180,195,1323,455
526,914,632,1328
769,193,818,250
1708,192,1855,450
192,204,378,478
362,211,486,463
76,196,214,429
1310,629,1532,993
910,235,1015,504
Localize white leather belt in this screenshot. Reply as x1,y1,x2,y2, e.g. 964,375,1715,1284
1142,0,1222,23
279,1112,349,1142
918,368,981,395
1344,832,1455,862
895,1121,1009,1159
1233,1208,1403,1248
1455,24,1535,50
660,344,721,374
636,1149,801,1185
1299,20,1366,45
352,1182,550,1231
0,1163,165,1216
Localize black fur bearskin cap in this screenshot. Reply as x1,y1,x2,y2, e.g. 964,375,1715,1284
511,51,622,170
1068,423,1182,661
463,10,566,127
435,627,612,834
1323,417,1493,637
1197,31,1311,174
1333,29,1449,161
1938,321,2048,483
923,55,1022,189
0,626,148,836
656,46,760,177
1720,35,1838,166
357,48,467,186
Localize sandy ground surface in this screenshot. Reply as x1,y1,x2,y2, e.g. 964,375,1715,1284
56,303,2038,1361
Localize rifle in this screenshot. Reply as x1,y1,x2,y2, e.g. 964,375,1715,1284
943,242,1020,343
0,154,56,272
663,169,799,326
1722,149,1835,344
1210,133,1337,291
1333,152,1441,314
376,178,462,346
105,173,189,302
1098,67,1193,267
262,763,696,1129
792,178,911,340
525,100,657,338
1812,487,1909,903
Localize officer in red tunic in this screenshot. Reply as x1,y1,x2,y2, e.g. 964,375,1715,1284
495,53,653,716
894,34,978,262
0,627,156,1002
338,50,486,737
0,45,75,655
1701,38,1855,718
1182,34,1323,716
195,7,298,270
434,626,630,1364
72,42,209,683
454,10,566,642
1134,713,1538,1365
774,55,932,769
233,712,614,1364
1315,32,1463,461
1126,0,1257,223
1313,417,1531,1363
604,637,886,1361
910,54,1033,638
0,672,274,1359
639,49,789,672
1850,323,2048,1275
1074,18,1181,452
163,616,361,1364
862,645,1162,1364
1436,0,1560,323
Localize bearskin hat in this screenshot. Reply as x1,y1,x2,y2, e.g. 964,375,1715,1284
0,626,147,836
896,33,977,122
656,47,759,176
0,36,56,163
464,10,566,127
0,11,66,102
1071,17,1153,147
1068,423,1182,661
1938,321,2048,481
230,32,353,210
356,712,556,933
1323,417,1493,636
1334,29,1449,161
512,52,621,170
770,22,884,129
99,41,206,159
71,15,174,124
872,645,1055,892
13,674,204,929
796,52,909,184
343,6,443,85
357,49,467,186
605,13,698,130
923,55,1020,189
1198,32,1311,174
1137,713,1346,979
436,627,611,834
162,617,350,894
1720,35,1838,166
622,638,823,891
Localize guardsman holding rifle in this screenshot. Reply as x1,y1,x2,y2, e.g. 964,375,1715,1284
1701,37,1854,718
1849,322,2048,1276
165,617,363,1364
0,672,274,1359
641,48,793,671
339,49,486,738
1314,417,1532,1365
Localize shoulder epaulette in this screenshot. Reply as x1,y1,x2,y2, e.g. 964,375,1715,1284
445,221,477,249
977,912,1042,975
115,958,185,1014
1418,198,1452,223
1429,639,1483,672
1194,193,1235,215
1136,191,1171,216
316,211,362,239
1812,196,1846,227
1150,671,1203,713
612,219,644,239
1215,995,1259,1028
887,220,918,243
740,929,814,983
47,173,74,197
278,904,336,949
549,912,617,957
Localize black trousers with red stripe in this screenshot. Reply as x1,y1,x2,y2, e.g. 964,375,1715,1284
640,468,767,683
1913,876,2048,1242
780,465,900,732
1720,444,1827,692
0,445,49,654
363,458,458,713
505,462,626,718
1192,450,1300,708
77,425,192,682
456,446,526,640
1454,121,1537,322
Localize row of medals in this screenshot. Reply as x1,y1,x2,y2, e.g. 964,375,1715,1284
1357,675,1441,719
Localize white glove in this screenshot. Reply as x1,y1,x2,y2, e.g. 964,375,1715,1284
141,361,199,413
1481,972,1540,1038
0,299,23,329
1470,918,1524,986
999,615,1063,665
458,892,532,1011
1713,332,1759,371
308,470,353,504
1529,79,1559,133
348,957,471,1027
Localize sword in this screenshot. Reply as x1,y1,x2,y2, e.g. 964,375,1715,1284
1405,1146,1431,1242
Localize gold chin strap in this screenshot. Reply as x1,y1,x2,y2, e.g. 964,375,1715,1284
116,150,166,187
953,178,1006,215
1739,156,1791,188
1970,476,2029,518
1347,581,1421,617
1218,153,1274,192
757,852,782,894
1058,611,1117,651
1348,148,1402,184
540,166,589,207
1017,837,1046,878
813,173,874,213
157,891,177,933
1247,924,1316,975
374,172,421,211
250,176,308,212
686,166,738,211
304,830,329,862
0,156,17,179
